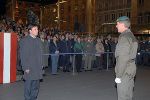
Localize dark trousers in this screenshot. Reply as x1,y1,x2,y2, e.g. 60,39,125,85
103,53,111,69
62,55,70,71
75,54,82,72
48,56,51,68
103,54,108,69
24,80,40,100
96,56,103,69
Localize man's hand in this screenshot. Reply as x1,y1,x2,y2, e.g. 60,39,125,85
25,69,30,74
115,78,121,83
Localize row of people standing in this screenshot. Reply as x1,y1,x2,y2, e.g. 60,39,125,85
47,34,118,74
17,31,119,75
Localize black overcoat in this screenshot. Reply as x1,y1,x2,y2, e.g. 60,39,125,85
20,35,43,80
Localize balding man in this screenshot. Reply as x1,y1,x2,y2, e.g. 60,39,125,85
115,16,138,100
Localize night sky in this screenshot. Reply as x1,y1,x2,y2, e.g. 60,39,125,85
0,0,7,16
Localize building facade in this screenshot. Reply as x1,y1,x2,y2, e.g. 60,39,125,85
134,0,150,34
56,0,96,34
41,4,57,29
6,0,149,34
96,0,150,34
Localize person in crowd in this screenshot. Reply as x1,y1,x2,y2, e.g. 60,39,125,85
81,36,87,69
47,35,51,43
107,34,113,46
20,24,44,100
17,34,22,74
139,38,147,65
107,34,113,67
24,30,29,36
84,35,94,71
91,37,96,68
95,38,104,70
47,35,52,68
49,36,60,75
103,38,111,69
63,34,72,72
115,16,138,100
1,25,6,32
145,37,150,66
136,38,142,65
111,37,118,67
69,33,75,68
59,35,66,71
40,33,49,76
74,37,84,72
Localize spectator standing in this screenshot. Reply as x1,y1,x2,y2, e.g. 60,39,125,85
146,37,150,66
40,33,49,75
74,37,84,72
95,38,104,70
49,36,60,75
103,39,111,69
111,37,118,67
140,38,147,65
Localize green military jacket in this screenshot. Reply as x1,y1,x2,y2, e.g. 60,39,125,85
115,29,138,78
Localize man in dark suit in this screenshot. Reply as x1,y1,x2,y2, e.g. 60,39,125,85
20,24,43,100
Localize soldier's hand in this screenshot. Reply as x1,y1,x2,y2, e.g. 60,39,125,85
115,78,121,83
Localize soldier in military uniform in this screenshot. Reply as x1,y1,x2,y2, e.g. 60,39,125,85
115,16,138,100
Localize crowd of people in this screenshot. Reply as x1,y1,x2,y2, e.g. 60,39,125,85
0,18,150,75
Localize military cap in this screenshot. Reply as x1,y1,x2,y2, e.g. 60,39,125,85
117,16,129,22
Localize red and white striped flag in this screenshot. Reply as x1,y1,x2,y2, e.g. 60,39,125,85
0,33,17,84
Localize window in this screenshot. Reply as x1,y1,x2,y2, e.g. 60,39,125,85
99,16,101,22
18,10,22,15
148,13,150,23
74,4,78,11
138,0,144,6
74,15,78,22
119,0,123,9
82,14,85,23
105,15,109,21
127,0,131,8
75,0,78,4
145,13,150,24
112,14,116,20
119,13,123,17
127,12,131,18
18,2,22,7
82,3,85,10
68,16,71,23
138,13,143,24
68,6,71,12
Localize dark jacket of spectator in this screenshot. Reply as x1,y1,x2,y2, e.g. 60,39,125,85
49,41,60,53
